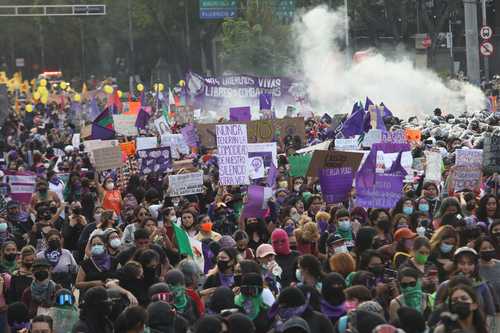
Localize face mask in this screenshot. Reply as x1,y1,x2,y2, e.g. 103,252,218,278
466,202,476,210
34,270,49,281
109,238,121,249
418,204,429,212
345,300,358,312
290,213,301,222
338,220,351,231
450,301,472,320
369,266,384,276
284,224,295,236
416,226,426,237
217,260,231,272
172,199,180,207
278,181,288,189
295,269,303,282
334,245,349,254
48,239,61,250
94,214,101,223
317,220,328,234
377,219,391,232
322,284,346,306
403,207,414,215
415,253,429,265
401,281,422,296
440,243,454,254
277,197,286,205
4,253,16,262
91,244,105,256
293,185,301,192
480,250,496,262
105,182,114,191
0,223,8,233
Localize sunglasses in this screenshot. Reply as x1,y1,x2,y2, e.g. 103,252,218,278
400,281,417,288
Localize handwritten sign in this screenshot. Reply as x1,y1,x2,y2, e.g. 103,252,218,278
248,156,265,179
196,117,305,147
161,134,190,159
247,142,278,168
307,150,364,178
335,137,359,150
456,149,483,168
136,136,158,151
425,151,442,182
483,134,500,174
216,124,249,185
113,114,138,137
137,147,172,175
93,146,124,171
356,173,404,209
319,167,353,204
168,171,204,197
453,166,481,192
382,130,407,144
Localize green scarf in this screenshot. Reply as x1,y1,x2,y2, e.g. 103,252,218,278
1,259,17,274
234,293,264,321
336,228,353,241
402,280,423,312
171,285,188,313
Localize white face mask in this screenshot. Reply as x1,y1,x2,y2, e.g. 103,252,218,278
105,182,114,191
416,226,426,237
109,238,121,249
294,184,301,192
334,245,349,254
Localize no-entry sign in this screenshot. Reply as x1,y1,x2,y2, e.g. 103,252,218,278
480,41,494,57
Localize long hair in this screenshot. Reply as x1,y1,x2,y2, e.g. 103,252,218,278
476,194,499,222
448,284,488,333
430,225,459,253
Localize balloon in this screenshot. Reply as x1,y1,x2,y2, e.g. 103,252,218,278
33,91,41,100
103,85,113,94
60,81,68,90
117,90,123,98
41,96,48,104
25,104,33,113
179,80,186,87
158,83,164,92
73,94,81,102
40,79,47,87
137,83,144,92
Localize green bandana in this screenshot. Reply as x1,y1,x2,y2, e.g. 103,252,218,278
402,280,423,312
336,228,353,241
234,293,264,321
170,285,188,313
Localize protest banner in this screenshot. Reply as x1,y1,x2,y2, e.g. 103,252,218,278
72,134,80,148
307,150,364,178
160,134,190,159
168,171,204,197
425,151,442,182
381,130,407,144
247,142,278,168
362,129,382,147
335,138,359,150
319,167,353,204
248,156,265,179
241,185,273,219
154,117,170,136
356,173,404,209
83,139,119,153
113,114,138,137
5,171,36,204
289,154,312,177
172,106,195,124
136,136,158,151
456,149,483,167
92,146,123,171
483,134,500,174
120,141,136,157
453,166,482,192
229,106,251,121
196,117,305,147
137,147,172,175
216,124,249,185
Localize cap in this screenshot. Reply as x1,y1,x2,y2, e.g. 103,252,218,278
454,246,478,259
282,316,310,333
256,244,276,258
326,234,344,246
394,228,417,242
32,258,51,270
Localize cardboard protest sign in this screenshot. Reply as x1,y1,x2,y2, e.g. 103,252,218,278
453,166,481,192
289,154,312,177
216,124,249,185
356,173,404,208
136,136,158,151
120,141,136,157
456,149,483,168
137,147,172,175
483,134,500,174
92,146,123,171
335,138,358,150
230,106,251,121
196,117,305,147
168,171,204,197
154,117,170,136
319,167,353,204
113,114,138,137
307,150,364,178
425,151,442,182
248,156,265,179
247,142,278,168
405,128,421,142
5,171,36,204
241,185,273,219
160,134,190,159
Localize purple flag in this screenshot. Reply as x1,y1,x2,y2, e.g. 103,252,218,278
89,97,101,122
135,108,150,129
91,124,115,140
341,102,365,138
180,123,199,147
388,151,408,177
364,97,374,111
266,162,278,188
380,102,393,118
259,93,272,110
375,107,387,132
319,168,353,204
229,106,251,121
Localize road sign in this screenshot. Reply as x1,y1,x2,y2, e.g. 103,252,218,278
422,35,432,49
480,25,493,40
480,41,494,57
199,0,237,19
15,58,24,67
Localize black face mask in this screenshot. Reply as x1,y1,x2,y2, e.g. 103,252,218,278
4,253,16,262
48,239,61,250
234,275,242,287
450,301,471,320
322,284,346,306
34,270,49,281
217,260,231,272
73,208,82,215
377,219,391,232
143,267,157,280
480,250,496,262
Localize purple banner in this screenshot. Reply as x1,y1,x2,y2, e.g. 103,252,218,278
230,106,251,121
241,185,269,219
185,72,304,111
5,171,37,204
259,93,272,110
355,173,404,209
137,147,172,175
319,167,353,204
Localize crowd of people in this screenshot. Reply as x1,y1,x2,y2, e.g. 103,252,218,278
0,77,498,333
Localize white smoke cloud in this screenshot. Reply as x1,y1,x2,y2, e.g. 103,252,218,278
293,5,487,118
